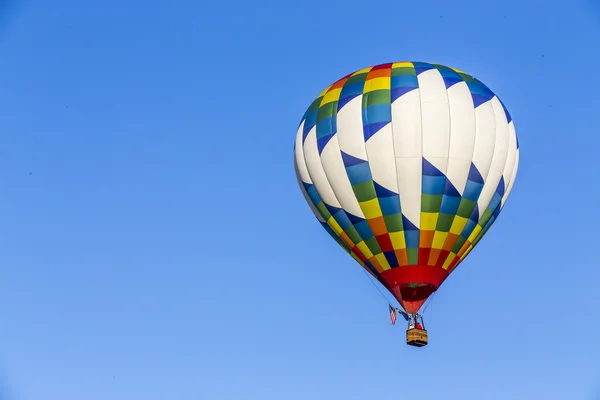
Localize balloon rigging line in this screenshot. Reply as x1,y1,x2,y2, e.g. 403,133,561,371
361,267,437,318
421,291,436,315
360,268,398,308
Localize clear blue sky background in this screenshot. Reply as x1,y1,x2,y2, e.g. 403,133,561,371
0,0,599,399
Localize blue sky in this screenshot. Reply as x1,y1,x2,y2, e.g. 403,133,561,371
0,0,599,399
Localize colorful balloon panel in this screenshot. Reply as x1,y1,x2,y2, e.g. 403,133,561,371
294,62,519,313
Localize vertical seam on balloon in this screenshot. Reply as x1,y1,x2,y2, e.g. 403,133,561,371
431,66,453,272
297,100,362,269
472,99,504,239
455,93,499,261
359,69,390,273
437,71,466,269
314,71,387,277
301,128,331,215
475,126,516,248
502,122,517,191
294,120,325,222
295,158,358,263
419,65,452,287
470,101,498,230
385,64,406,268
313,84,373,270
451,190,504,273
318,133,368,258
409,61,423,291
339,68,389,270
415,62,424,267
298,138,330,223
294,157,325,223
391,63,421,269
346,70,391,272
315,84,353,213
295,126,368,270
502,147,519,209
445,75,480,270
500,123,519,209
475,98,499,219
489,98,512,192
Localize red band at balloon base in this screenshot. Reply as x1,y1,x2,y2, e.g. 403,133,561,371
378,265,450,314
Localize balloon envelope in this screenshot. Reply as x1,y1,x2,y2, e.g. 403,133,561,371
294,62,519,313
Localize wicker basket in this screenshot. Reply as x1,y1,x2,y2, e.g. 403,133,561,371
406,328,428,347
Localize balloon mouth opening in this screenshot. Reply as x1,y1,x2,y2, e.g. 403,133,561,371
393,284,439,314
398,283,438,303
377,265,449,313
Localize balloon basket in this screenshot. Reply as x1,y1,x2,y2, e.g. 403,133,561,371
406,328,428,347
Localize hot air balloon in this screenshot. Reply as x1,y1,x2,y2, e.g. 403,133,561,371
293,62,519,347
